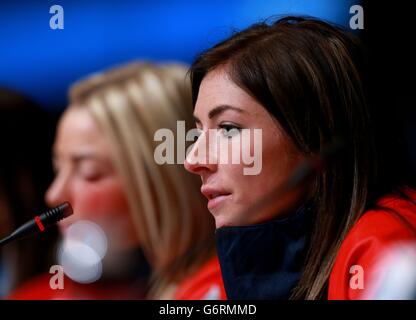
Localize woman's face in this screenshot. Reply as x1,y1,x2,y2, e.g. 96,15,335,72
45,107,138,250
184,66,306,228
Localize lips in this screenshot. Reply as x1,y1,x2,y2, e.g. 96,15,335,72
201,186,232,210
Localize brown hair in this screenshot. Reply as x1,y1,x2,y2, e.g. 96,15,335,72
190,16,415,299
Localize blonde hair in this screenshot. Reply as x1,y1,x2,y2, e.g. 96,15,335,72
68,62,215,298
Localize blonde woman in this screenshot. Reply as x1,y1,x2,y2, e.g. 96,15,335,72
10,62,226,300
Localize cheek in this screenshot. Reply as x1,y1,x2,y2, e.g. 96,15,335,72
234,132,298,201
260,129,298,178
65,178,130,225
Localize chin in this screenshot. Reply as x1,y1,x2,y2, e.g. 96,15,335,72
214,214,232,229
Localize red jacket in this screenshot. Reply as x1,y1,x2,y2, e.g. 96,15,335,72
8,274,146,300
173,256,226,300
8,255,226,300
328,187,416,299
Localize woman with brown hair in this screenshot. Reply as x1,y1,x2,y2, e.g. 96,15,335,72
184,16,416,299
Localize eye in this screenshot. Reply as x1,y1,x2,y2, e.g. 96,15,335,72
219,123,241,139
79,169,103,182
77,162,105,182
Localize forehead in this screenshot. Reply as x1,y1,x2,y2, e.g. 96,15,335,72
195,66,265,118
54,107,108,154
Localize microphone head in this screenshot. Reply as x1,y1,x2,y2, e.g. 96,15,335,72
0,202,75,247
58,202,73,218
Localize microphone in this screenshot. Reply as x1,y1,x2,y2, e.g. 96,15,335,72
0,202,73,247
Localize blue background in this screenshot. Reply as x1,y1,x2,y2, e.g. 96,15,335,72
0,0,358,112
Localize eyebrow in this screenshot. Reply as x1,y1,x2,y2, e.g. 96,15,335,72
53,152,109,166
193,105,245,124
71,154,103,163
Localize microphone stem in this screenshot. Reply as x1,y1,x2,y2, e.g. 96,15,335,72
0,235,13,247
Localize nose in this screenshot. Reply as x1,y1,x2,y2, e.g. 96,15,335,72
45,171,71,208
184,130,217,175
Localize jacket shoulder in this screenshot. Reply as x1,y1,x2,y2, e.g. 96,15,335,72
328,190,416,300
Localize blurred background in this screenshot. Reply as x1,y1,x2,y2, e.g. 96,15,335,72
0,0,358,113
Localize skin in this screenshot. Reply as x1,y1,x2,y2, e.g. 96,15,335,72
45,107,139,251
184,66,306,228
